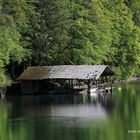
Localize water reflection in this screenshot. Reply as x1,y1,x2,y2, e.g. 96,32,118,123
6,94,114,121
1,81,140,140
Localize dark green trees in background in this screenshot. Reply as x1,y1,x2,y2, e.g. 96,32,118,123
127,0,140,26
0,0,25,86
32,0,72,65
67,1,112,64
0,0,37,86
104,0,140,76
1,0,140,87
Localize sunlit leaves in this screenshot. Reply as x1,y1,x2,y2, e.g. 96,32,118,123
0,0,37,87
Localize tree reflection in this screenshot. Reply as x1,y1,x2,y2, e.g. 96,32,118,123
0,101,28,140
1,81,140,140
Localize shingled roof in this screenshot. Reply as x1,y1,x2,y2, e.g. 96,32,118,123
17,65,115,80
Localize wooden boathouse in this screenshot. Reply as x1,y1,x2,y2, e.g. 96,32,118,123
17,65,115,94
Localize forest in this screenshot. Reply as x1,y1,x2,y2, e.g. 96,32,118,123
0,0,140,87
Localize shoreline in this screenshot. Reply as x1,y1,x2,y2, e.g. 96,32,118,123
127,77,140,82
114,77,140,84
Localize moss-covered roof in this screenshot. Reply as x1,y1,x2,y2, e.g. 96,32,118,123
17,65,115,80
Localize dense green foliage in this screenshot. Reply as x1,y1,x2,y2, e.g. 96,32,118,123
1,0,140,87
0,0,36,87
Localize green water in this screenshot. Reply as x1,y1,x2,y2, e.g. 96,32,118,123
1,81,140,140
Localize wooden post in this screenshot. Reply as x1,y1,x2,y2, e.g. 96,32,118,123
87,79,92,94
110,81,113,95
71,80,74,89
68,80,70,88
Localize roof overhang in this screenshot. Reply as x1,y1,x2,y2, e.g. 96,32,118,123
17,65,115,81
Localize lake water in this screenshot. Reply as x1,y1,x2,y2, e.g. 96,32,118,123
1,81,140,140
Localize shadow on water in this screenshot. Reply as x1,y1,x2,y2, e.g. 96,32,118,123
1,81,140,140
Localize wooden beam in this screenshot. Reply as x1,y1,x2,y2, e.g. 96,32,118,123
87,79,92,94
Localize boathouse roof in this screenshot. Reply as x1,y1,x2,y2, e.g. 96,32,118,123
17,65,115,80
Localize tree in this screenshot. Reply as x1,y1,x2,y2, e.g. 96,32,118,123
98,0,140,76
126,0,140,26
67,0,114,64
0,0,38,87
31,0,72,65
